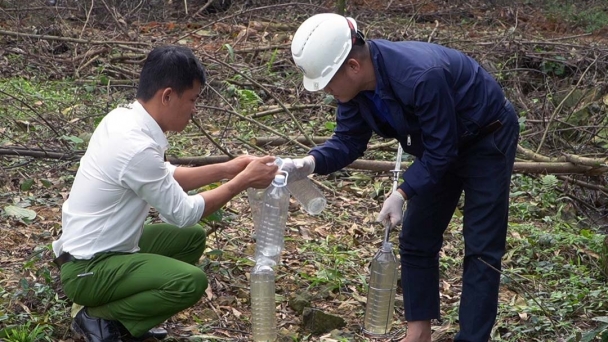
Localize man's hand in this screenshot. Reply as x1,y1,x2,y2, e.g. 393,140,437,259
237,155,278,189
224,155,257,179
376,191,406,228
281,156,315,182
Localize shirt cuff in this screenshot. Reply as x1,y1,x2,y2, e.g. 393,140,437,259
399,181,416,200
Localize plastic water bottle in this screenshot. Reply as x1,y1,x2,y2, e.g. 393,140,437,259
363,242,399,336
250,264,277,341
286,177,326,215
247,187,266,231
254,174,289,266
276,157,327,215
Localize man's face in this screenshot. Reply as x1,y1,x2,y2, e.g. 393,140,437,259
323,59,361,103
168,80,201,132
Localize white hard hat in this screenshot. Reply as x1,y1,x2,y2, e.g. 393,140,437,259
291,13,358,91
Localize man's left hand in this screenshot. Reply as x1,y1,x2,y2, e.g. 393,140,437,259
225,155,257,179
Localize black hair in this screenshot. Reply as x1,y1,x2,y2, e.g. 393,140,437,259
136,45,206,101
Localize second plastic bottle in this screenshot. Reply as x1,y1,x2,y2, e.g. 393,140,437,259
250,264,277,341
254,173,290,266
363,241,399,336
276,157,327,215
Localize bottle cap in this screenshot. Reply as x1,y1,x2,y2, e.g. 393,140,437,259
273,157,284,169
381,242,393,252
272,174,287,187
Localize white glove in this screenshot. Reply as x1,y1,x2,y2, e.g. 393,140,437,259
376,191,406,228
281,156,315,182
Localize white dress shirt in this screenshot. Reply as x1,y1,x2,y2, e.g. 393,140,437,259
52,101,206,259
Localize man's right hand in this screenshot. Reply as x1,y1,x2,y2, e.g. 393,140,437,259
239,155,278,189
281,156,315,182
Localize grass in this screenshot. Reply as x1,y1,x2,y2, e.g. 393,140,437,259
0,322,54,342
539,0,608,33
0,77,129,148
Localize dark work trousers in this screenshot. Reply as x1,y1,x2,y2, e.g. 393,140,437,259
399,100,519,342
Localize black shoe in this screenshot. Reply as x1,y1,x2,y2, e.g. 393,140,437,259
116,322,168,341
71,308,122,342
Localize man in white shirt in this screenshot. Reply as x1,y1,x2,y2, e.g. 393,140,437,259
52,45,278,342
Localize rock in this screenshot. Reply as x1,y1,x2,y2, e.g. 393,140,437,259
329,329,356,340
236,287,249,300
216,295,236,306
197,308,216,322
289,292,312,315
313,284,335,300
302,308,346,335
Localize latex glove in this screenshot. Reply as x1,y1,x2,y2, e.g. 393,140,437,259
281,156,315,182
376,191,406,228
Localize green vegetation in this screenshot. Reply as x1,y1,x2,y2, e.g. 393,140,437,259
540,0,608,33
0,322,54,342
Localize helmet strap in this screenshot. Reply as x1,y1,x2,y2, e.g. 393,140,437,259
346,18,365,46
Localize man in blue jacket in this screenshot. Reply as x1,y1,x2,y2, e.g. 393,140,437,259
285,13,519,342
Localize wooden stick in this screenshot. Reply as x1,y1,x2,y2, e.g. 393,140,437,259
2,147,605,175
0,29,151,46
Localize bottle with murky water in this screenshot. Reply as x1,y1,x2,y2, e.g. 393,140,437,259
254,173,289,266
250,263,277,341
363,241,399,336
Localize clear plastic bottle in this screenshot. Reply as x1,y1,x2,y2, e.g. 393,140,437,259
276,157,327,215
286,177,326,215
254,173,289,266
363,241,399,336
250,264,277,341
247,156,284,234
247,187,266,231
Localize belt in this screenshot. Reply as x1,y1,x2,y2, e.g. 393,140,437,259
53,252,76,268
460,120,503,150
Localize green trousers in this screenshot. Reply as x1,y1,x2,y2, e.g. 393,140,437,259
59,223,208,337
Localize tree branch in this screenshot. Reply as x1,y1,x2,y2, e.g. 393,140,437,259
2,147,606,175
0,29,150,46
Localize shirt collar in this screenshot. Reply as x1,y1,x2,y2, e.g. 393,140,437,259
129,100,169,150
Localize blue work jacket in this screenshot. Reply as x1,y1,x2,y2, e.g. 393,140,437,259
309,39,508,199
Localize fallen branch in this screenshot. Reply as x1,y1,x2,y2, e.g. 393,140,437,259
518,145,607,167
234,44,290,54
557,176,608,193
2,146,606,175
0,6,79,11
0,29,151,46
189,0,214,19
250,136,332,146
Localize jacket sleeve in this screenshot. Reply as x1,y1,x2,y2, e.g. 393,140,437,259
309,102,373,175
396,67,459,198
